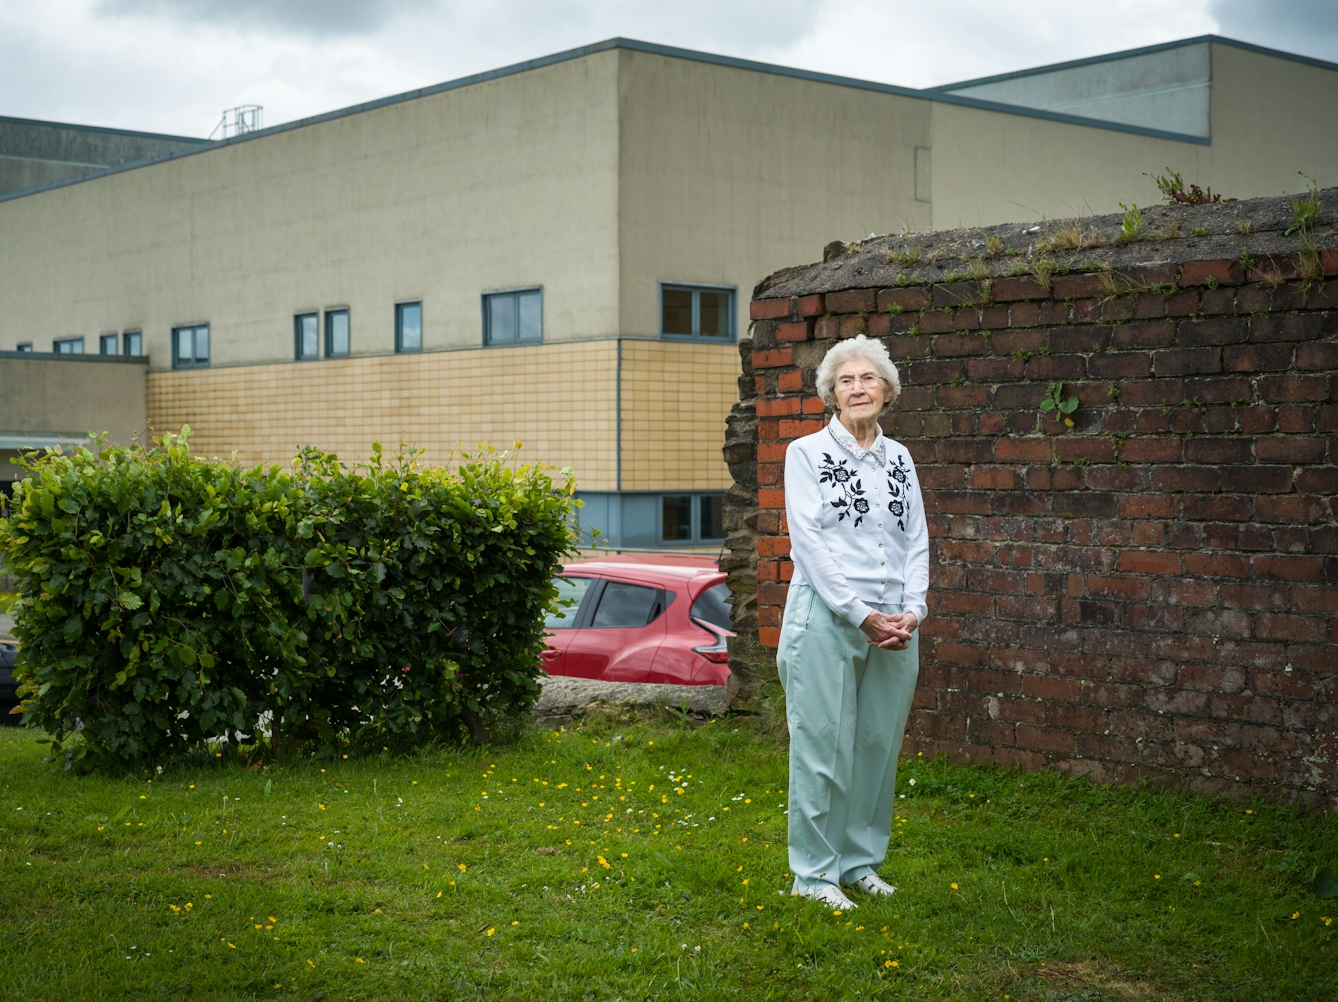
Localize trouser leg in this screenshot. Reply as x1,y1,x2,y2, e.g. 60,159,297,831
776,585,859,893
839,626,919,884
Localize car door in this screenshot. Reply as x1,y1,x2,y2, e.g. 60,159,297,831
540,575,597,676
562,578,670,683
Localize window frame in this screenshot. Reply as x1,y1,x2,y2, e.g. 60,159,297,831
99,333,118,355
324,308,350,358
16,342,33,352
172,324,210,370
658,282,737,343
482,286,543,347
395,301,423,354
658,491,727,546
53,336,85,354
122,331,142,357
294,312,319,361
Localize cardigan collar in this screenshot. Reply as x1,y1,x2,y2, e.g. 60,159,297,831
827,415,887,467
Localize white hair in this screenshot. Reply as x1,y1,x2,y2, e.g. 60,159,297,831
814,334,902,412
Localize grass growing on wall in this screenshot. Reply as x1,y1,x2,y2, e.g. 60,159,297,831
1,716,1334,1001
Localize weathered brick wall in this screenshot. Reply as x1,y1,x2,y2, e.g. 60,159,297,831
723,192,1337,809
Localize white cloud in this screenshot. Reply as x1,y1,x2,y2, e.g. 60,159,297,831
0,0,1333,136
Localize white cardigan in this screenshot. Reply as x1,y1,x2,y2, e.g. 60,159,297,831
784,416,930,629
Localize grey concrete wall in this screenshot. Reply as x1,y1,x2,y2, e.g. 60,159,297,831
0,355,147,476
0,53,623,369
0,116,206,197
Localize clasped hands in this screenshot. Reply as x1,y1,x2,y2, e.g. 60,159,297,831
859,610,918,650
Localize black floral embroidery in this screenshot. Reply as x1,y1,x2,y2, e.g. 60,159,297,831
819,453,867,527
887,453,912,531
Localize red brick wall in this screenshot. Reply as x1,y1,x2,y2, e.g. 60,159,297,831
735,254,1338,809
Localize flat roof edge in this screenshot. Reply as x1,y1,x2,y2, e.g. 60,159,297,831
0,113,208,145
0,350,149,363
0,35,1215,205
934,34,1338,92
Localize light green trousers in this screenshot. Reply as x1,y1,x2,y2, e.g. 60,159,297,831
776,583,919,892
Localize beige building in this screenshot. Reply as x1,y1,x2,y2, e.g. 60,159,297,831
1,35,1335,546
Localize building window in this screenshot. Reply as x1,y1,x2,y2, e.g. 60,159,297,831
395,302,422,353
99,333,118,355
173,324,209,369
53,337,85,354
661,493,726,544
122,331,142,356
483,288,542,346
325,309,350,358
294,313,318,360
660,283,735,342
16,342,32,352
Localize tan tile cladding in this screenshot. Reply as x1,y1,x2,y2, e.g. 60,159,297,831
147,341,620,488
619,340,739,491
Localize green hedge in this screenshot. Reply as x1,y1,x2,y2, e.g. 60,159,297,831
0,431,577,766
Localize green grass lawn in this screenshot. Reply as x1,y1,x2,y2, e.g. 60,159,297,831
1,712,1334,1001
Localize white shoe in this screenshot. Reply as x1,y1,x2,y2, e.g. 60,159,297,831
799,883,857,911
851,872,897,897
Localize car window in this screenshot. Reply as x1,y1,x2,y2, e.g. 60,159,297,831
545,576,594,629
690,582,732,631
590,581,664,629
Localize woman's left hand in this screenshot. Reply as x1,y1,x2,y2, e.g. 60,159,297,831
873,611,918,650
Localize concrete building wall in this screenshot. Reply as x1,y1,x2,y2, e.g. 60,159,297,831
0,116,205,197
0,51,623,368
0,354,148,480
615,48,932,340
938,42,1212,137
1201,42,1338,200
929,41,1338,228
927,100,1208,228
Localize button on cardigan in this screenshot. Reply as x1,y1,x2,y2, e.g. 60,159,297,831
784,416,930,629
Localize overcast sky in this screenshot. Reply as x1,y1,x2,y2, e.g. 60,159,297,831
2,0,1336,137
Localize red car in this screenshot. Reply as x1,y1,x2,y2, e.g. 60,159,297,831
541,553,734,686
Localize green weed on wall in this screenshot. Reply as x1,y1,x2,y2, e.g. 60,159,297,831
0,431,577,768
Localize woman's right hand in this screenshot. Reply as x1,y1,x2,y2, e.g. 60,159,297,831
859,610,914,649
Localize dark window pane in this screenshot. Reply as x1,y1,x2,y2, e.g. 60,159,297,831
99,334,117,355
699,291,730,339
488,294,515,344
545,576,593,629
662,287,692,335
194,327,209,364
397,303,421,352
123,332,142,356
296,314,318,359
518,291,542,342
326,310,349,357
700,494,724,539
16,343,32,352
662,495,692,541
690,582,732,631
591,581,661,629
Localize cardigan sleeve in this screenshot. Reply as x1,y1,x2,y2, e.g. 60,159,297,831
900,454,930,625
784,440,874,629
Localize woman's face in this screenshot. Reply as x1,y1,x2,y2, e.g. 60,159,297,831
833,356,888,420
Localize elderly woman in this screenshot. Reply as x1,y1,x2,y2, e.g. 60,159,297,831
778,333,928,912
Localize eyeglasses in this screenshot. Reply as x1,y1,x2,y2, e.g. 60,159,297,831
836,374,885,390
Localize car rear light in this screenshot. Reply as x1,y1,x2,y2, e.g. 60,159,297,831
691,618,730,663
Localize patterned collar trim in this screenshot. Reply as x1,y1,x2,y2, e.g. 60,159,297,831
827,415,886,466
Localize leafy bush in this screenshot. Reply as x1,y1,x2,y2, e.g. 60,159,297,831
0,431,576,767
